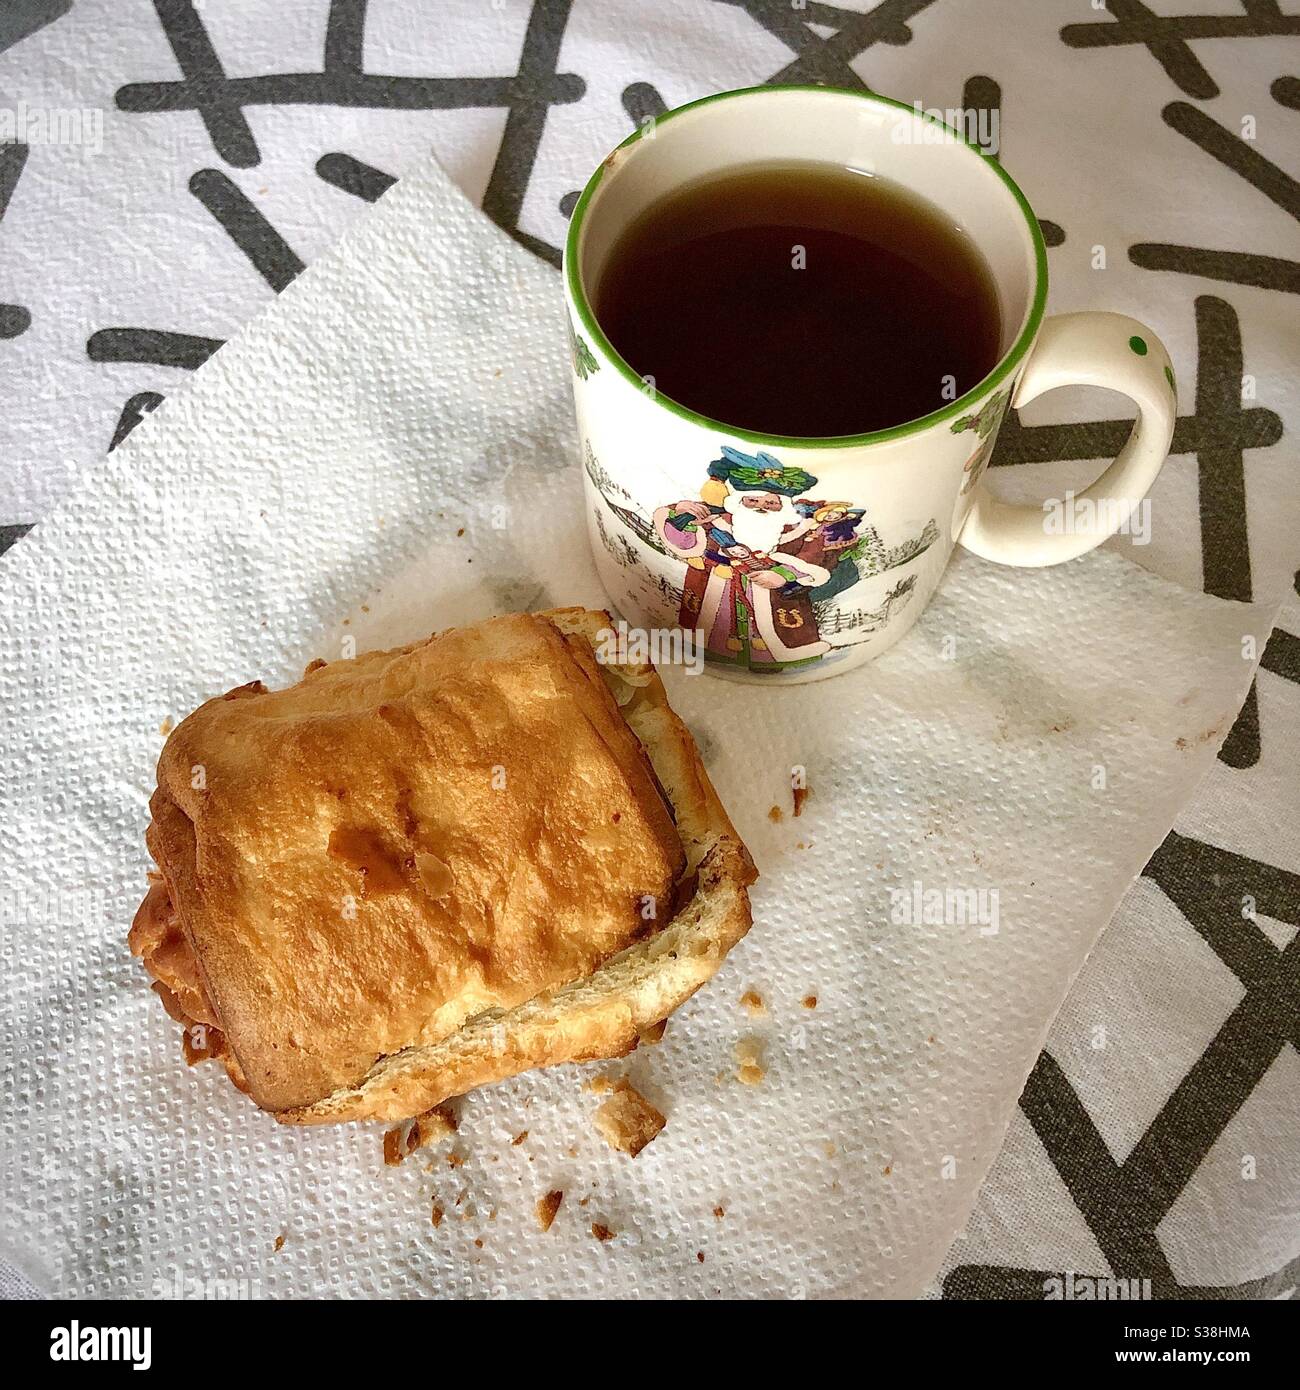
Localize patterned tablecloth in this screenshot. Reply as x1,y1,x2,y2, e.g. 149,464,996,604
0,0,1296,1299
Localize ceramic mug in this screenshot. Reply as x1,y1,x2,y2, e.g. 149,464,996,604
563,86,1177,684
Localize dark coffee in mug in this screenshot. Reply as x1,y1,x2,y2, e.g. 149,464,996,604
593,160,1002,437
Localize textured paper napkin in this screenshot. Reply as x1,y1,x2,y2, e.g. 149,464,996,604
0,152,1274,1299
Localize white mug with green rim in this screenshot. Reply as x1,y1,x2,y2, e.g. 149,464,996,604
564,85,1177,683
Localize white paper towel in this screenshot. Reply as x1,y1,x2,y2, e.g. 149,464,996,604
0,150,1274,1299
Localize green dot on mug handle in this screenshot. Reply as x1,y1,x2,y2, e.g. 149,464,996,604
1129,335,1149,356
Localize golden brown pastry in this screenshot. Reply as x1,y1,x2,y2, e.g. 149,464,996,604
130,608,755,1124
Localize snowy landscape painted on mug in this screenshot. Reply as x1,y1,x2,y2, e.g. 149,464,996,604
585,439,940,674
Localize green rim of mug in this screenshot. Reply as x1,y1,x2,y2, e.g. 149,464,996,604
563,84,1050,451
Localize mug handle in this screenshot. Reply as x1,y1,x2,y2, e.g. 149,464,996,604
959,311,1176,566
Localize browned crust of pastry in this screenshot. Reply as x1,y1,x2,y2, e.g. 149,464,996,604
280,835,752,1123
133,607,755,1123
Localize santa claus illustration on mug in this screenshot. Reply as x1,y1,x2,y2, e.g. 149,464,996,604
652,446,864,670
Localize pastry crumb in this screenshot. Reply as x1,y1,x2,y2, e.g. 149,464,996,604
417,1105,458,1145
740,989,766,1017
793,784,811,817
735,1037,765,1085
511,1131,528,1146
591,1222,615,1242
159,716,174,737
802,994,818,1009
594,1081,666,1158
638,1018,667,1046
447,1150,466,1168
383,1103,458,1165
474,1238,484,1249
697,1251,705,1263
767,804,783,823
536,1190,563,1232
883,1165,893,1177
586,1073,616,1094
430,1203,444,1228
713,1205,725,1220
273,1233,285,1253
